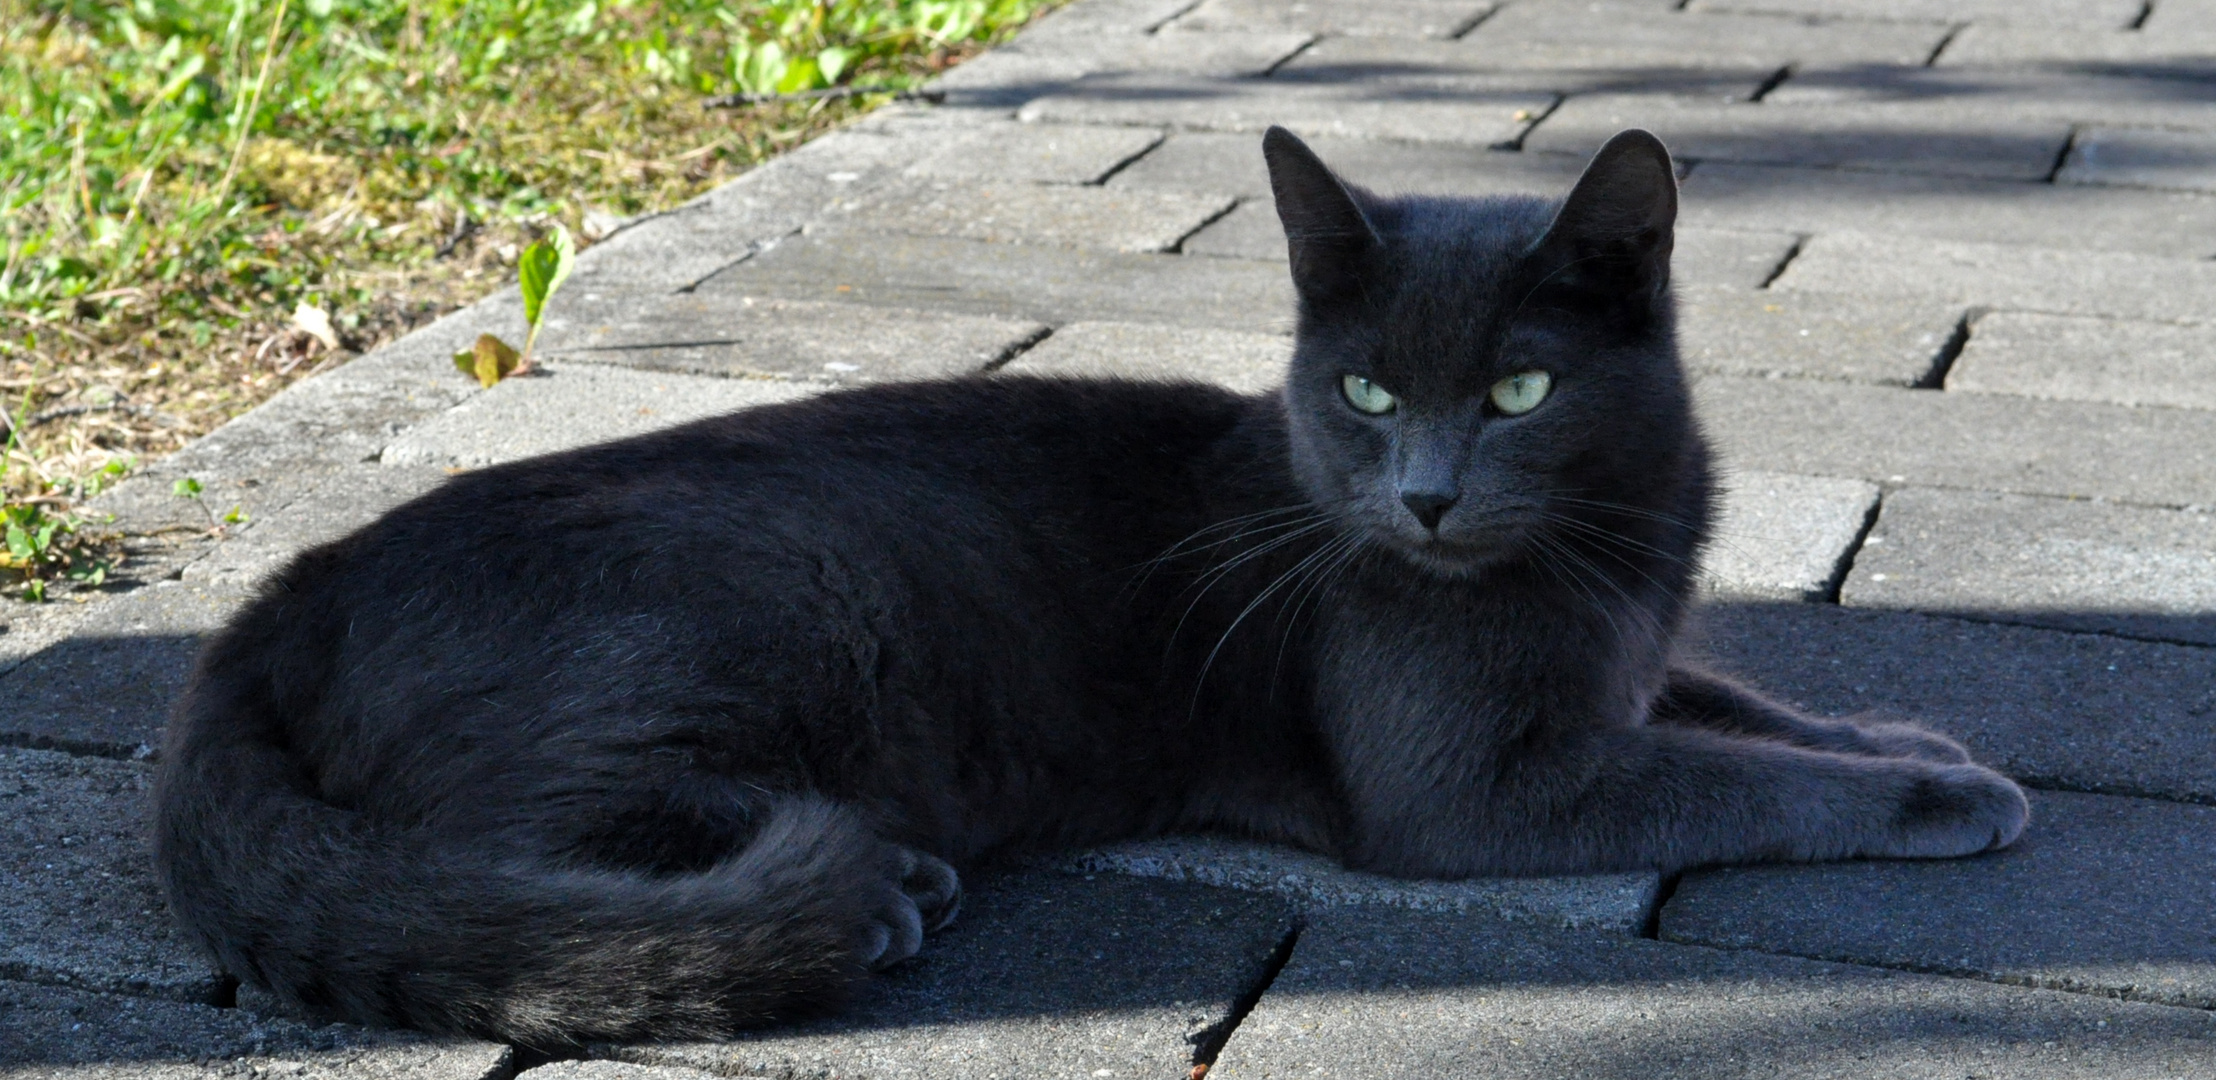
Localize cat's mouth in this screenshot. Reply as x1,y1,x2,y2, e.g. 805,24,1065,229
1378,521,1534,577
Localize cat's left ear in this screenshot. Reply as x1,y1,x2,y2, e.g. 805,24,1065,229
1527,129,1677,305
1264,126,1379,303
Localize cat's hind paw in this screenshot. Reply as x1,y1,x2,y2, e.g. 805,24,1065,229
1881,764,2030,859
860,847,962,971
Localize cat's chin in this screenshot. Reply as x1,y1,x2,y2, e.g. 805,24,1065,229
1380,534,1516,580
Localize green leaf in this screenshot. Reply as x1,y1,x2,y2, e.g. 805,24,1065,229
816,46,853,85
22,579,44,603
221,505,248,525
171,477,204,499
517,225,575,330
5,523,30,561
453,334,522,388
776,56,822,94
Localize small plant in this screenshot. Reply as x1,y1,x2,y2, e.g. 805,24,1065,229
0,393,126,601
454,224,574,388
172,475,248,530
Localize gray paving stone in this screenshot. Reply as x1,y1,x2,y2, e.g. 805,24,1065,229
1525,93,2072,180
2144,0,2216,34
0,580,247,755
1772,231,2216,324
1947,311,2216,411
1277,34,1773,98
80,304,498,537
380,363,824,470
555,295,1047,384
1,979,512,1079
1766,67,2216,132
898,121,1167,184
1679,161,2216,261
1694,376,2216,508
1056,836,1659,932
180,466,449,593
593,871,1294,1080
998,320,1292,393
1017,74,1555,148
1110,130,1592,199
1686,0,2143,27
1843,487,2216,645
1702,470,1877,601
1179,201,1796,290
829,176,1237,252
0,748,216,1003
1211,906,2216,1080
705,227,1298,333
2059,127,2216,194
923,26,1315,105
1167,0,1493,37
1682,598,2216,803
522,1063,711,1080
1937,23,2216,75
1678,286,1963,386
1662,789,2216,1011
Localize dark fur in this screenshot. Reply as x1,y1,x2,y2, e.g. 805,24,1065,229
153,129,2027,1046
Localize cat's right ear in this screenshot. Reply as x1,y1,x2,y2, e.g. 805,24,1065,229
1264,126,1378,302
1527,129,1678,309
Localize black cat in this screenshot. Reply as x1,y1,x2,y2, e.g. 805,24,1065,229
153,127,2027,1046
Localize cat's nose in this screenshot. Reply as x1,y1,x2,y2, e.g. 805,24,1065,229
1400,490,1457,531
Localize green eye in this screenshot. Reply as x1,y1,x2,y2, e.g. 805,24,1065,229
1489,370,1552,416
1341,374,1397,415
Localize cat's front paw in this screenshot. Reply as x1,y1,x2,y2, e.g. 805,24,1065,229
1875,763,2029,859
1849,719,1973,764
860,847,962,971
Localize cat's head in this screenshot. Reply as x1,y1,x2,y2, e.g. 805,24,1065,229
1265,126,1704,580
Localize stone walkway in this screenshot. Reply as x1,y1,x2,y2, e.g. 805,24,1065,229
6,0,2216,1075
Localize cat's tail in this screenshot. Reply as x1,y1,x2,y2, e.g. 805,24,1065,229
153,669,913,1046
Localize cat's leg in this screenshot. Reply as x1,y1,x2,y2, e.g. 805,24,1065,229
1341,718,2027,877
1653,665,1970,764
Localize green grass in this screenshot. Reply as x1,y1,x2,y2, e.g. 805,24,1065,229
0,0,1056,597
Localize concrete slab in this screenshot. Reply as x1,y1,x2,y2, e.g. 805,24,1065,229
553,294,1047,384
1702,470,1877,602
1017,74,1555,148
180,466,450,593
1461,0,1947,67
1773,231,2216,324
1110,129,1591,199
998,320,1292,393
1693,375,2216,508
830,176,1237,252
1167,0,1494,37
1937,24,2216,76
1211,906,2216,1080
2144,0,2216,34
1686,0,2143,28
522,1063,710,1080
593,871,1295,1080
1679,161,2216,261
1843,487,2216,645
923,26,1316,106
0,979,512,1079
1766,67,2216,133
1278,35,1773,98
0,580,247,755
1178,204,1796,290
1662,789,2216,1011
1682,599,2216,804
380,363,824,470
2060,127,2216,195
901,121,1167,184
0,748,216,1003
1056,835,1659,933
1677,286,1963,386
1524,93,2072,181
1947,311,2216,411
705,227,1297,333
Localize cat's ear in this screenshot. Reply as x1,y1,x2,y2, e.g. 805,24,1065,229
1264,126,1378,301
1527,129,1677,305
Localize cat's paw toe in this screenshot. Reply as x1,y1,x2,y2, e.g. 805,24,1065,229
897,847,962,933
862,885,926,971
1884,764,2029,858
1855,720,1973,764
